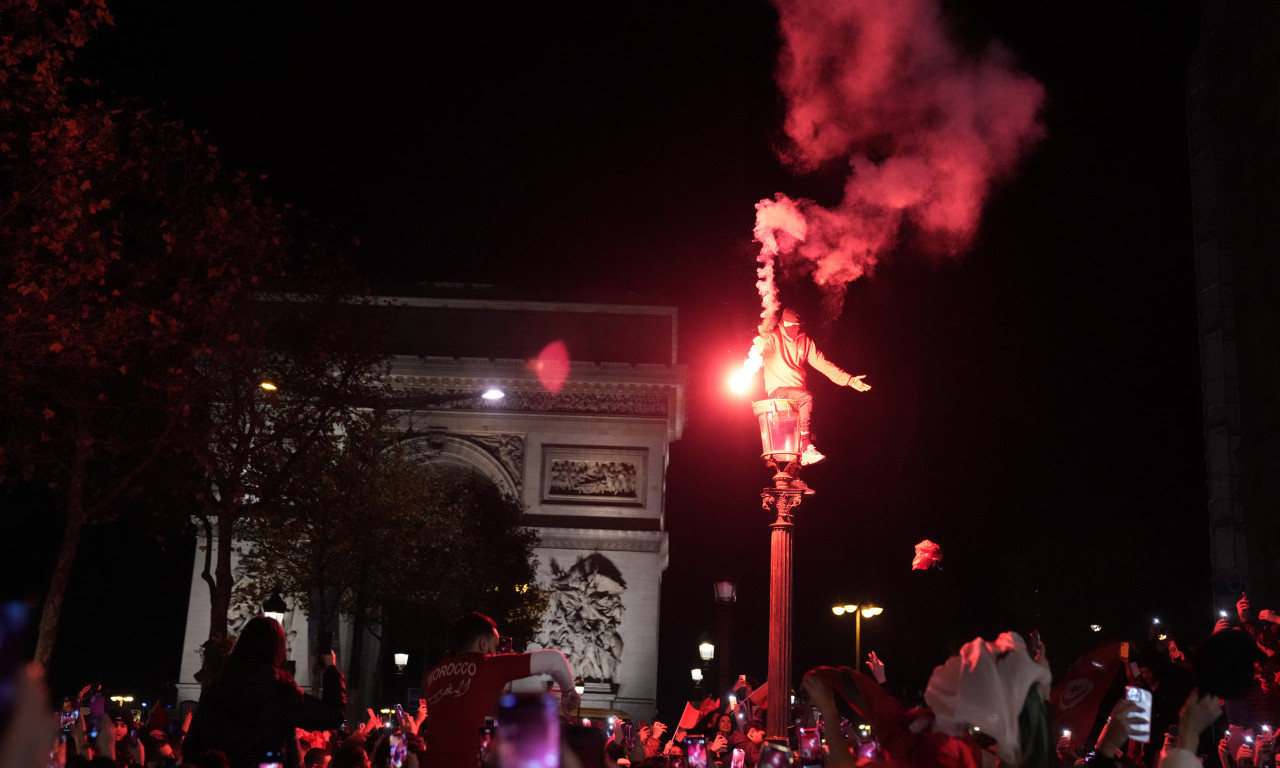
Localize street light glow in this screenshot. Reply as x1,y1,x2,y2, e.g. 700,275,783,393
482,387,505,401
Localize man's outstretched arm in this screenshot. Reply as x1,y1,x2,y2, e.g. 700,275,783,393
529,649,581,715
807,342,871,391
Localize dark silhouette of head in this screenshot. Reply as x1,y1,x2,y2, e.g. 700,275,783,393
1194,628,1265,698
230,616,288,669
452,612,499,653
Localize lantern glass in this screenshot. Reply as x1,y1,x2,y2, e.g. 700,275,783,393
752,399,802,461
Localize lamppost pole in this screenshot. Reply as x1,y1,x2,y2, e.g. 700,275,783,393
754,398,809,742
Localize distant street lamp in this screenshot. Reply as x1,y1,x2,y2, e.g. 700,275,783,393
394,652,409,673
263,593,288,625
832,603,883,664
690,667,703,682
753,397,808,740
714,580,737,699
698,639,716,662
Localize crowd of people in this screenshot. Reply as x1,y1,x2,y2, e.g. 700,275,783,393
6,598,1280,768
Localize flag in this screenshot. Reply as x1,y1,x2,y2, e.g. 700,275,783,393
677,702,701,730
1049,641,1124,753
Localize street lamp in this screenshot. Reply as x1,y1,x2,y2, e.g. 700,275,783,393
690,668,703,682
832,603,883,664
263,592,288,625
714,580,736,700
753,397,808,740
394,652,409,673
698,639,716,662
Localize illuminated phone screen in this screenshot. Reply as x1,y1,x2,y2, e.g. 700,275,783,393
798,727,822,761
685,735,707,768
496,693,559,768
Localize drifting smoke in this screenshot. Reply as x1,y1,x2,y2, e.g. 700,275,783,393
752,0,1046,328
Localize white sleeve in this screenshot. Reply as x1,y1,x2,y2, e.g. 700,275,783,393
1154,747,1201,768
528,649,575,691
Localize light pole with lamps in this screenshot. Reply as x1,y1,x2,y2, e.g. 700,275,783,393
831,603,883,664
752,398,809,740
713,580,736,699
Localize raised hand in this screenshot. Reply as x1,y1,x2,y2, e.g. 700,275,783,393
865,651,886,684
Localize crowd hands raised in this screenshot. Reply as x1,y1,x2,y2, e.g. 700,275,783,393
574,593,1280,768
8,599,1280,768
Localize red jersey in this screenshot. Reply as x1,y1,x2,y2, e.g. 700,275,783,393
422,651,533,768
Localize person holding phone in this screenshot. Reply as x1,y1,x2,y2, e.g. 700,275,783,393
421,612,579,768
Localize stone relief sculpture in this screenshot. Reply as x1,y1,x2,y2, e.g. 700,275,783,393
549,460,638,499
538,553,627,682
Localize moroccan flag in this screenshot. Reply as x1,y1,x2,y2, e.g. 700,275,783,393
1049,641,1123,753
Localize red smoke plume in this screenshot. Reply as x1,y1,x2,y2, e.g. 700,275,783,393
753,0,1045,324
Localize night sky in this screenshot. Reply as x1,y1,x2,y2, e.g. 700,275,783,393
26,0,1210,714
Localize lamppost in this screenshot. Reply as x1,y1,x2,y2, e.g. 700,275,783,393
831,603,883,664
753,398,809,740
714,580,736,699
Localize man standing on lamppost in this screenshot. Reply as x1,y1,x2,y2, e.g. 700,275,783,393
756,307,871,466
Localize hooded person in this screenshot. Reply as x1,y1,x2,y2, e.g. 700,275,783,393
755,307,871,466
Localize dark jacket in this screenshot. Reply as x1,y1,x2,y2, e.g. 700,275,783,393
185,664,345,768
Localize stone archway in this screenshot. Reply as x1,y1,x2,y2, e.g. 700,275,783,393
399,433,521,499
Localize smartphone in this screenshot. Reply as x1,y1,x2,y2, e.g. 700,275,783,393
315,630,335,669
394,703,405,727
798,727,822,765
669,757,685,768
759,743,793,768
857,739,879,760
258,749,283,768
685,735,707,768
389,733,407,768
495,692,559,768
478,725,495,767
620,720,636,750
1126,686,1153,743
0,602,30,734
87,690,106,739
731,747,746,768
498,636,514,654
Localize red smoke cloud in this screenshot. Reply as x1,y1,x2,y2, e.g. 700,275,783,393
754,0,1045,323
